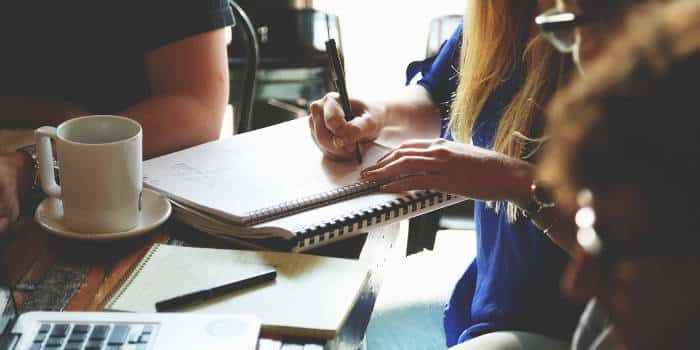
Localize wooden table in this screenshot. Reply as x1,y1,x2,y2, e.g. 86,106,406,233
1,217,402,350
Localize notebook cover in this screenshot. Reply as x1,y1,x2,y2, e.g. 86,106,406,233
104,244,369,339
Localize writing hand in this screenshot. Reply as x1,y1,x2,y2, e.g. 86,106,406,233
360,139,532,202
308,92,381,161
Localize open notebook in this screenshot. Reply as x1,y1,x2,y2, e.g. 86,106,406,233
104,244,369,339
143,117,464,251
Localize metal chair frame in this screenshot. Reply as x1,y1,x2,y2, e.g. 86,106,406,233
228,1,260,134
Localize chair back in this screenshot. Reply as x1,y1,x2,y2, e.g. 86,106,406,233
228,0,260,134
426,15,462,58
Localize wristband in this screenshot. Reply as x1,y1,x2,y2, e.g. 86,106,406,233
15,144,59,215
16,144,41,193
522,181,555,218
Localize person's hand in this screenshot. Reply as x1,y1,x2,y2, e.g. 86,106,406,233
0,152,32,234
308,92,383,161
360,139,533,202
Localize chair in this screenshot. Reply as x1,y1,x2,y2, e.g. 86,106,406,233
227,3,339,133
228,0,260,134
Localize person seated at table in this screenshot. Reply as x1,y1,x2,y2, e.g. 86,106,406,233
539,1,700,348
0,0,234,234
311,0,585,348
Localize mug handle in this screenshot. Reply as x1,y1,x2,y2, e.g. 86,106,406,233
35,126,62,198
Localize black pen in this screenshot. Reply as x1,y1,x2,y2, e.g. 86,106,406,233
155,268,277,312
325,39,363,164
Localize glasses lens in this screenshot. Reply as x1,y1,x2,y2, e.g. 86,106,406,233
538,8,578,53
553,29,577,53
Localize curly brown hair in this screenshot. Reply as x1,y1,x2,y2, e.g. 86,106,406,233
540,0,700,220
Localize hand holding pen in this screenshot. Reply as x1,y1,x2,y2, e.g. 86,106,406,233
308,92,381,161
308,40,382,162
320,39,362,163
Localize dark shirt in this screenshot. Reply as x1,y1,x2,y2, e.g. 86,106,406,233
407,24,582,346
0,1,234,114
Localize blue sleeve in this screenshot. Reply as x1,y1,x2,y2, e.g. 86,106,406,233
405,24,462,137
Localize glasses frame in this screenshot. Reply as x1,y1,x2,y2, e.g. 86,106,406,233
535,8,595,53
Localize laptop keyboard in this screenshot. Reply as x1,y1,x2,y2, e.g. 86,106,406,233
29,322,156,350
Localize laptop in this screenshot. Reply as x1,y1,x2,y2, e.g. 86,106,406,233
0,278,261,350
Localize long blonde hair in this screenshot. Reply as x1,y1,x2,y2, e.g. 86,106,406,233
450,0,573,220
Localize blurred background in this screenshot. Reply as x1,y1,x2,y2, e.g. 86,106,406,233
224,0,466,135
312,0,465,100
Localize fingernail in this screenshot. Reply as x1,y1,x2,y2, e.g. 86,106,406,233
333,137,345,148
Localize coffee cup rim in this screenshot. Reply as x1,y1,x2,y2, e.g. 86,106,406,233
57,115,142,146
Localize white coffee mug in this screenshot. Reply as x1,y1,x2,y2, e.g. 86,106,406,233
35,115,143,234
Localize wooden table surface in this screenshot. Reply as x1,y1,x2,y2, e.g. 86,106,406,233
0,217,402,350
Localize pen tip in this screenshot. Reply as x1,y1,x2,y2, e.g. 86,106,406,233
355,146,363,164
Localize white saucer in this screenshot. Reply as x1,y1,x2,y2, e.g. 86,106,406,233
34,189,172,241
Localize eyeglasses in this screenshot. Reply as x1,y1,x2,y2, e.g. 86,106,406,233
535,8,594,53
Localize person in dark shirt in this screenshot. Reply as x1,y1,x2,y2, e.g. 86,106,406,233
0,0,234,234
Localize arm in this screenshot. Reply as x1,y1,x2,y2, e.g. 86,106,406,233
0,28,229,159
310,18,462,159
0,28,230,234
308,85,441,160
360,139,578,255
128,28,229,158
368,85,443,144
310,23,463,161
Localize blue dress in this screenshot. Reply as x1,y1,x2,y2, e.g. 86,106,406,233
407,24,582,346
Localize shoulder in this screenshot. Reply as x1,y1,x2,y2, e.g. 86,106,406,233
140,0,234,51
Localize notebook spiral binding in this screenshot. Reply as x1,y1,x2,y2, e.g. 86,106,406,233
104,243,162,309
294,191,454,249
243,180,381,226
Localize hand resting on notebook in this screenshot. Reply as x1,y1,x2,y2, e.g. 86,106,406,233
360,139,535,207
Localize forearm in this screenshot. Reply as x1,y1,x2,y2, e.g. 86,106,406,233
131,28,228,159
0,97,84,128
122,94,224,158
368,85,442,143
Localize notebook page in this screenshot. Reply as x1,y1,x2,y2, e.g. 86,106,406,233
143,117,389,224
106,244,369,339
105,244,275,312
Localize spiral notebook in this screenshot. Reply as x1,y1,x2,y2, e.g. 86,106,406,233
143,117,464,251
104,244,369,339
